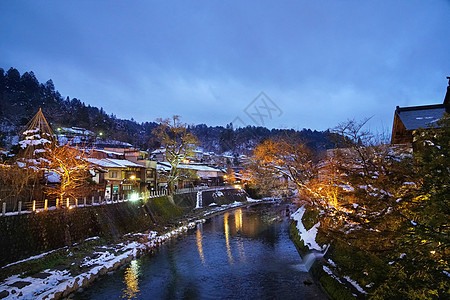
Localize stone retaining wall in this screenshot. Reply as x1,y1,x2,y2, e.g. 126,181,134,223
0,188,246,267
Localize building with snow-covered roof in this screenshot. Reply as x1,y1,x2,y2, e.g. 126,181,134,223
88,158,146,200
391,78,450,145
157,161,225,189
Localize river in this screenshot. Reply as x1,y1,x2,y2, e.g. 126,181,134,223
74,203,327,299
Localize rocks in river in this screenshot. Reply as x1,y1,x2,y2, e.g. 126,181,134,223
0,290,9,299
303,279,313,286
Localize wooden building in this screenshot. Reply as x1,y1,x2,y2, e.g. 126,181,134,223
391,78,450,145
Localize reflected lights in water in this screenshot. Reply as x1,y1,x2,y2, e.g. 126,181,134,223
196,223,206,265
234,208,243,232
224,213,234,264
122,259,140,299
234,209,246,261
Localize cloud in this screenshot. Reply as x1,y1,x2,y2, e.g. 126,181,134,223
1,0,449,133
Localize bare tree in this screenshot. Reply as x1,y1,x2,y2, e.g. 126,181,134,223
153,116,198,195
250,138,318,198
0,162,39,210
42,142,94,205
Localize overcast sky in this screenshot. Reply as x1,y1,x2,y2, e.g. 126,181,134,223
1,0,449,133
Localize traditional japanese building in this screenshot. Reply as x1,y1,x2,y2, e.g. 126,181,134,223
391,77,450,145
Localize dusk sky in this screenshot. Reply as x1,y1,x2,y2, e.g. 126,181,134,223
1,0,449,133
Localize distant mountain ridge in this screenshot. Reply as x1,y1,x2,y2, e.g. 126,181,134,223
0,67,339,154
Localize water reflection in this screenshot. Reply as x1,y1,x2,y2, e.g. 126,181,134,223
224,212,234,264
196,223,206,265
234,208,243,232
76,205,327,300
122,260,139,299
234,209,246,261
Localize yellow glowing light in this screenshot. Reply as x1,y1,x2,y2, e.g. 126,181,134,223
196,225,206,265
129,175,136,180
123,260,140,299
234,209,242,232
99,132,103,136
68,206,73,210
224,213,234,264
430,251,436,254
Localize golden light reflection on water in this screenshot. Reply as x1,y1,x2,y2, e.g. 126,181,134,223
234,208,243,232
122,260,140,299
196,223,206,265
224,212,234,264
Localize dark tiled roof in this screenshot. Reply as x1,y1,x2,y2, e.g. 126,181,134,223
397,104,446,130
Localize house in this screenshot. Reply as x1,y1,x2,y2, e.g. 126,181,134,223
157,161,224,189
150,148,167,162
90,148,158,191
88,158,146,200
55,127,95,145
391,78,450,145
90,149,125,159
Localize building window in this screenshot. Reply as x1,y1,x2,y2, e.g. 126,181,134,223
146,169,155,178
109,170,118,178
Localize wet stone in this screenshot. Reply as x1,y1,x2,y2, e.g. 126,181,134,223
8,281,31,289
0,290,9,299
32,272,52,279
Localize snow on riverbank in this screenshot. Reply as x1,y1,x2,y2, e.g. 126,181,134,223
0,199,274,299
0,220,205,299
291,206,325,251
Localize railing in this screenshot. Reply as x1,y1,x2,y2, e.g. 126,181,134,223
0,190,168,217
0,185,243,217
174,184,242,195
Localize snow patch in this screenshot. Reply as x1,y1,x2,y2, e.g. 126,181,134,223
343,276,367,294
291,206,325,251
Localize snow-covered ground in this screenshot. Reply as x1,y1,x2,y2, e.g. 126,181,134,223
0,220,205,299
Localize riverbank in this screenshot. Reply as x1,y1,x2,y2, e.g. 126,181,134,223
289,205,373,299
0,197,271,299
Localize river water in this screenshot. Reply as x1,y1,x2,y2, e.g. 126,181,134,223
75,203,327,299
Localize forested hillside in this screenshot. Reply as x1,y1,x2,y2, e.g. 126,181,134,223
0,67,339,153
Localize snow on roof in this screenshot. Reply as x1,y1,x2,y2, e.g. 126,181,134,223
151,148,166,154
106,159,144,168
397,105,446,130
157,162,172,172
59,127,94,135
94,140,133,147
178,163,222,172
93,149,125,156
45,171,61,183
87,158,121,168
87,158,143,168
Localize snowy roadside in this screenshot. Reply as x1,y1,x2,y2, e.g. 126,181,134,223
0,198,270,300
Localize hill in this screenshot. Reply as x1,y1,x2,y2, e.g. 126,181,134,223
0,67,339,154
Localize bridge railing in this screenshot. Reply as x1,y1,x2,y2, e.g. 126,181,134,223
174,184,242,195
